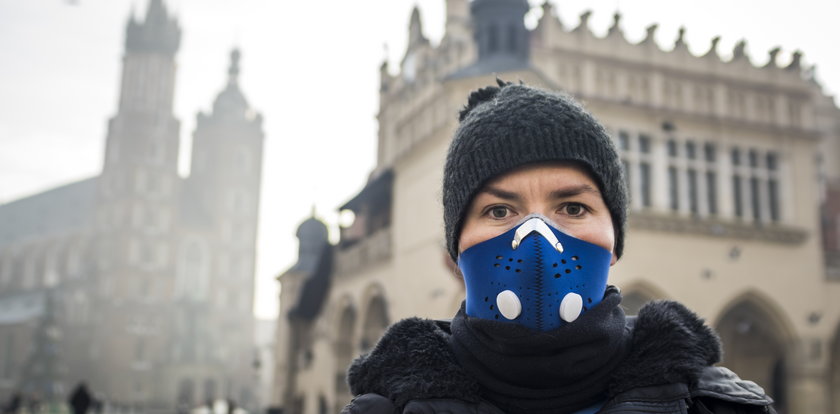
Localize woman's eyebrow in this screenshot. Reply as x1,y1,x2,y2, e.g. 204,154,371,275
549,184,600,199
481,186,521,202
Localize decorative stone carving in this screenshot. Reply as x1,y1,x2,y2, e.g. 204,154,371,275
642,24,658,44
701,36,720,58
787,50,803,71
765,46,781,68
732,39,747,61
574,10,592,33
608,12,622,37
674,26,687,50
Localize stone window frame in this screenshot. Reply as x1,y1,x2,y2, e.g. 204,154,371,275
730,145,783,224
615,129,654,211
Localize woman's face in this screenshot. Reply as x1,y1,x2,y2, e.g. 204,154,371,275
458,163,617,265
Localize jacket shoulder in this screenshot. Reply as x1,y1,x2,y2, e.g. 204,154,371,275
341,394,395,414
346,317,480,409
689,366,775,413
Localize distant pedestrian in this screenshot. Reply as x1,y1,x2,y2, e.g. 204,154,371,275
68,383,93,414
25,393,40,414
1,392,22,414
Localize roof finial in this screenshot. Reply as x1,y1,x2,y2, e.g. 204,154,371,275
228,48,241,84
408,5,428,48
542,0,552,11
765,47,781,68
146,0,167,23
732,39,747,60
608,12,622,36
642,23,658,44
674,26,686,49
703,36,720,58
575,10,592,32
540,0,559,27
806,64,819,85
786,50,802,71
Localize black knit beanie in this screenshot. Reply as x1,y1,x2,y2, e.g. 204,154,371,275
443,80,627,262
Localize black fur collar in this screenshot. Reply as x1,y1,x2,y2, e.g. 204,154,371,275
347,300,721,408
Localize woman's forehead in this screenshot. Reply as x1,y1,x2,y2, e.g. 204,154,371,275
484,161,600,190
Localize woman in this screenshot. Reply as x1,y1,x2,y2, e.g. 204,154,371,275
341,81,775,414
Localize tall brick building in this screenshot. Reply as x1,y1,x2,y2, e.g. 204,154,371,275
0,1,264,410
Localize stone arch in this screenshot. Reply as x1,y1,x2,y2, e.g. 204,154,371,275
619,281,669,315
830,321,840,414
713,291,794,413
333,298,356,414
334,302,357,371
359,284,390,353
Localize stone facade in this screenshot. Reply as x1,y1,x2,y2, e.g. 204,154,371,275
0,1,263,411
275,1,840,414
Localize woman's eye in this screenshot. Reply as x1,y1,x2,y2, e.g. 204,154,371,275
489,206,509,219
563,203,586,217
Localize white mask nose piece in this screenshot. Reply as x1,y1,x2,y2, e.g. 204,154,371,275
511,217,564,253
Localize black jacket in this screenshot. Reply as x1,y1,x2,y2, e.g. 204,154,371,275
341,301,775,414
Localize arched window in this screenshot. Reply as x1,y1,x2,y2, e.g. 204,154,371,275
487,23,499,53
507,24,517,53
716,297,790,412
361,295,390,352
334,304,356,413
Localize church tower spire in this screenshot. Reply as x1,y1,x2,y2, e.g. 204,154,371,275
118,0,181,116
103,0,181,175
407,6,429,50
210,49,251,120
188,48,264,225
125,0,180,56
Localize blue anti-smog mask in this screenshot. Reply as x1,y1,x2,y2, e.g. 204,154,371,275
458,214,612,331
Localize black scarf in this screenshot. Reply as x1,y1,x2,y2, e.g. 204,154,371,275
347,289,723,412
449,287,631,414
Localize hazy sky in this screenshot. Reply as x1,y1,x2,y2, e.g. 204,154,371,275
1,0,838,319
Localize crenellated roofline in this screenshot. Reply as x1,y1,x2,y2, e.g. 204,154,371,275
125,0,181,56
534,6,816,86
